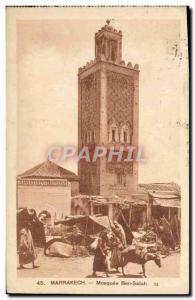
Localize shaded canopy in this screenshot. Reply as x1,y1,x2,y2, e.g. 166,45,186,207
55,215,111,235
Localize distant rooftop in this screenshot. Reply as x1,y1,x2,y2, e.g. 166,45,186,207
17,160,78,182
139,182,181,194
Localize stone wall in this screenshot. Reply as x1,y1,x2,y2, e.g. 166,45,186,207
17,182,71,220
70,181,79,196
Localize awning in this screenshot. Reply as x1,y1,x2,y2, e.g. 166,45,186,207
153,198,180,208
55,215,87,226
90,215,111,229
54,215,110,234
149,192,179,199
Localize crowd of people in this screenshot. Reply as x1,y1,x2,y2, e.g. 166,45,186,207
17,208,180,275
91,215,180,277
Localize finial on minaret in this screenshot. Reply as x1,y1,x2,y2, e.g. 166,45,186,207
106,19,110,25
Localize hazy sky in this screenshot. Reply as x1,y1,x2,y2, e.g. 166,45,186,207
17,17,187,184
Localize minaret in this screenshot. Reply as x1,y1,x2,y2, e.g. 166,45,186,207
78,21,139,197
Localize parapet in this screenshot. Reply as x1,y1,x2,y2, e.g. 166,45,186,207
95,24,122,38
78,59,139,74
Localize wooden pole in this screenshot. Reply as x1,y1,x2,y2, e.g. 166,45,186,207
119,207,134,244
145,204,148,228
84,216,89,244
168,207,171,220
129,203,132,226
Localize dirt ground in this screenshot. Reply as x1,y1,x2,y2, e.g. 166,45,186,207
17,249,180,278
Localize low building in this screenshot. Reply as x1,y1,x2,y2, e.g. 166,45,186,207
71,192,151,231
71,182,181,230
139,182,181,220
17,160,79,220
71,194,125,220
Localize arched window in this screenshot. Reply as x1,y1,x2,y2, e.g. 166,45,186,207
123,131,127,143
84,132,87,145
112,129,116,142
116,171,126,186
91,130,95,143
88,131,91,143
109,123,119,143
120,124,130,143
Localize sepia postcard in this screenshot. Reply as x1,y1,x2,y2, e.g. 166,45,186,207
6,6,190,295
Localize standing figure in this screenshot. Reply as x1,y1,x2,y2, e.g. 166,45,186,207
112,220,127,248
110,233,123,272
159,216,175,250
30,211,46,249
92,231,109,277
170,215,180,246
72,225,82,244
18,220,38,269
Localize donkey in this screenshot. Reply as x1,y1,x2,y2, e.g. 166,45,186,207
121,247,162,278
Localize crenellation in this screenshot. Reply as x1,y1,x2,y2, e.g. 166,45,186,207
127,62,133,68
119,60,125,66
78,59,97,74
95,24,122,38
134,64,139,70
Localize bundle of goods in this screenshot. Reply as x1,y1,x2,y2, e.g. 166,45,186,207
45,238,91,258
139,230,157,243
